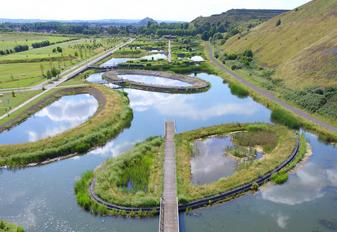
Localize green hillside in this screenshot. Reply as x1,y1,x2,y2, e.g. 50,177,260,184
192,9,287,38
221,0,337,121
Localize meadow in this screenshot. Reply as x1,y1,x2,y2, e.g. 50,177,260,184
0,33,123,89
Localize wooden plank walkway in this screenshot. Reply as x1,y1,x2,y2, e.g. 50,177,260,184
159,121,179,232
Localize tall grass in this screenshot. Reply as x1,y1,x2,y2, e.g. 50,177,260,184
176,123,298,202
93,137,164,207
271,107,302,129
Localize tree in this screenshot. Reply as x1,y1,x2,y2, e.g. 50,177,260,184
201,31,210,41
243,49,253,58
12,90,16,97
57,47,63,53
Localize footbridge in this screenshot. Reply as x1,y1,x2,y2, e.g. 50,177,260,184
159,121,179,232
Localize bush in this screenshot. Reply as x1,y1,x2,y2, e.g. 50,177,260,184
271,108,302,129
243,49,253,58
32,40,50,48
14,45,29,52
271,172,289,184
276,19,282,27
229,83,248,98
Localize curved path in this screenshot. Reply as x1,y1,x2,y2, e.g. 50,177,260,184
103,69,210,94
88,125,300,215
207,43,337,134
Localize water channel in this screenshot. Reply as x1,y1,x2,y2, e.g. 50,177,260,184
0,68,336,232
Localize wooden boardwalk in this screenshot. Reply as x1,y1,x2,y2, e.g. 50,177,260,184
159,121,179,232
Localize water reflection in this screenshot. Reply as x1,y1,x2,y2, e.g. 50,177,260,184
191,136,237,185
118,74,192,87
0,72,273,231
0,94,98,144
185,132,337,232
100,58,133,67
260,133,337,206
140,53,167,61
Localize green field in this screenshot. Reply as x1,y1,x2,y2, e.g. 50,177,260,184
0,32,72,51
0,90,42,115
0,34,124,89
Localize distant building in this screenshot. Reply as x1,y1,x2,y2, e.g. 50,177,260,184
163,35,176,39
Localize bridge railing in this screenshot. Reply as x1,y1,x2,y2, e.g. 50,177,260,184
159,197,164,232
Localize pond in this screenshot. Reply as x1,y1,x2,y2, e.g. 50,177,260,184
191,136,237,185
0,72,336,232
184,132,337,232
99,58,133,67
118,74,192,87
0,94,98,144
140,53,167,61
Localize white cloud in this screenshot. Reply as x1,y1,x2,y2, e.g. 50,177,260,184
273,213,289,229
0,0,311,21
128,89,258,120
261,163,336,205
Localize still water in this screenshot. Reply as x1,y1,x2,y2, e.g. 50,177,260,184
0,72,336,232
191,136,236,185
118,74,192,87
0,94,98,144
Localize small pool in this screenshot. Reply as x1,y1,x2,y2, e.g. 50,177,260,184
0,94,98,144
191,136,237,185
118,74,192,87
140,53,167,61
86,73,107,84
100,58,133,67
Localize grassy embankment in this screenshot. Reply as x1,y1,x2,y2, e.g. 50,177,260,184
176,123,298,202
0,220,24,232
204,42,337,142
75,137,163,216
0,33,123,89
0,84,132,167
212,0,337,137
75,123,302,217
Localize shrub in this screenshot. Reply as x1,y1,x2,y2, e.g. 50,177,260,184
229,83,248,98
276,19,282,27
271,172,289,184
251,182,259,191
271,108,301,129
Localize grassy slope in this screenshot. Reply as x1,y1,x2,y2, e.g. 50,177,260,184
223,0,337,89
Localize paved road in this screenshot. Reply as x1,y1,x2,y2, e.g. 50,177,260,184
207,43,337,134
159,121,179,232
168,40,172,63
0,39,135,121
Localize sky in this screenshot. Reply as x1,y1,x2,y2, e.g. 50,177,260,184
0,0,312,22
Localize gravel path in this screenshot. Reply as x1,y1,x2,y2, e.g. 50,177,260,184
207,43,337,134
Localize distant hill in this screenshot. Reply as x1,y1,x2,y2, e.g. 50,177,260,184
0,17,169,26
223,0,337,90
191,9,288,34
138,17,157,26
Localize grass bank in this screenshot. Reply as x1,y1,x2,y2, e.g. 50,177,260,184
204,42,337,142
75,137,163,216
176,123,298,202
0,84,132,167
0,220,24,232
